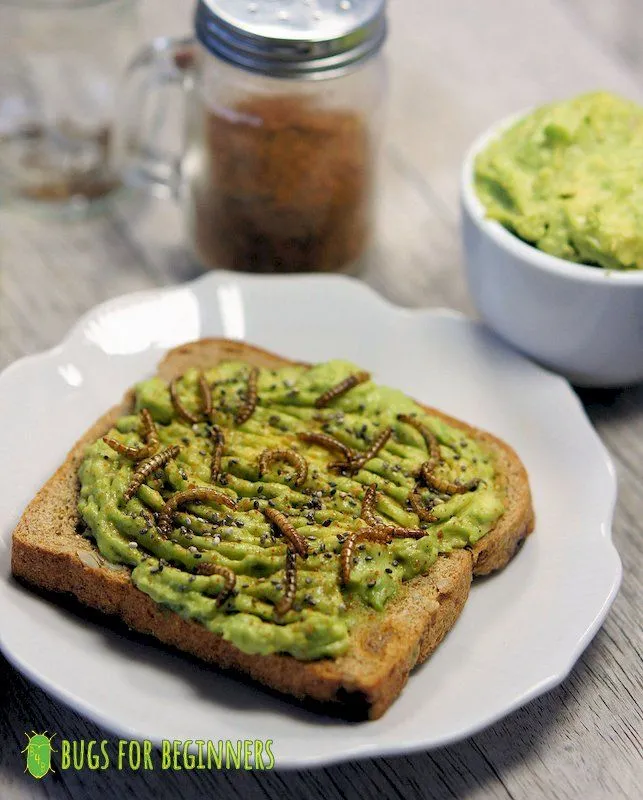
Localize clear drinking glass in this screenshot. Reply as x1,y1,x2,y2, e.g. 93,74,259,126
0,0,139,216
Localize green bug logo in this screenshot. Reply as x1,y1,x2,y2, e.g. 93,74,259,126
22,731,56,779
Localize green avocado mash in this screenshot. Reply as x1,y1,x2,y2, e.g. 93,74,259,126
475,91,643,270
78,360,505,660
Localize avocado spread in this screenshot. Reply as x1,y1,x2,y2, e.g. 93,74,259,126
475,91,643,270
78,361,505,660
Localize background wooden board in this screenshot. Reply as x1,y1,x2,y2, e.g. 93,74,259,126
0,1,641,798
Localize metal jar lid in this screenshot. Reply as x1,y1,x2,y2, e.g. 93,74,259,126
195,0,386,78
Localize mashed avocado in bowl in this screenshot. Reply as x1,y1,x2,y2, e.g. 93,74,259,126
474,91,643,271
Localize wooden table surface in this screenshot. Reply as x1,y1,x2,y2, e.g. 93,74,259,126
1,1,641,798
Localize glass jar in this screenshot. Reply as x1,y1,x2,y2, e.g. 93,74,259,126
123,0,387,273
0,0,139,216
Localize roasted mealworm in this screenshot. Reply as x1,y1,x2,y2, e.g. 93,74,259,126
361,483,385,528
258,449,308,487
408,485,439,523
103,436,143,459
297,431,357,462
340,527,393,585
123,445,181,501
140,408,160,453
198,372,213,420
314,371,370,408
384,526,428,539
365,520,427,539
170,376,200,425
397,414,441,470
339,524,429,584
139,506,156,527
209,424,225,483
420,462,480,495
332,427,392,473
263,507,309,558
236,367,259,424
103,409,160,461
158,487,237,533
196,562,236,607
275,547,298,617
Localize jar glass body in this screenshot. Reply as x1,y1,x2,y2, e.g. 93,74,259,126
181,44,387,274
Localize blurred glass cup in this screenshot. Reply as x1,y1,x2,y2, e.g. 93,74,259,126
0,0,138,217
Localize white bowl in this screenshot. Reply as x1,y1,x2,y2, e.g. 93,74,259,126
460,114,643,388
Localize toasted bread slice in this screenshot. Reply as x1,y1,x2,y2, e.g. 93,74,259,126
11,339,534,719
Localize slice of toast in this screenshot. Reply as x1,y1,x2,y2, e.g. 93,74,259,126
11,339,534,720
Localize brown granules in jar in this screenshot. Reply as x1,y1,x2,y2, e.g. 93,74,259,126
191,94,372,273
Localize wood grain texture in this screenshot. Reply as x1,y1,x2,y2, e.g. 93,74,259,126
0,0,641,798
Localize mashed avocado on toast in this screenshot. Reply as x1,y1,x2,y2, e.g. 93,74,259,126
77,360,505,661
475,91,643,270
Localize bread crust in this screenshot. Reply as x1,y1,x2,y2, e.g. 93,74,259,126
11,339,534,719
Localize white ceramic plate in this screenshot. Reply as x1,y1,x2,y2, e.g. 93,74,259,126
0,273,621,769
